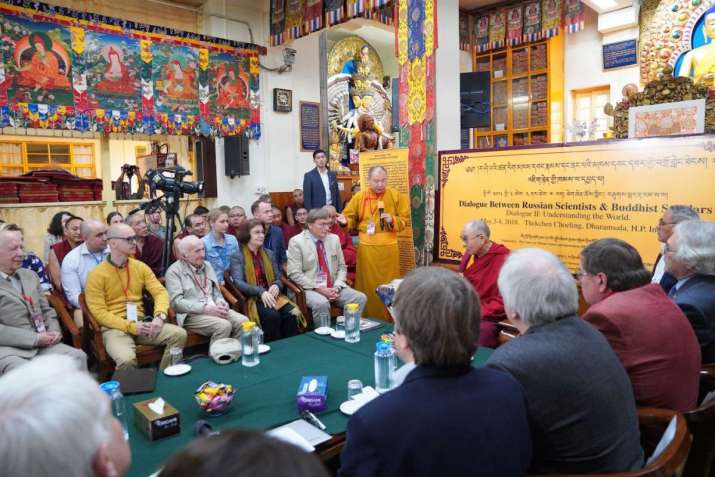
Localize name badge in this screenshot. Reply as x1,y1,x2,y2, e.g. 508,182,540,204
32,311,46,333
126,303,138,322
366,220,376,236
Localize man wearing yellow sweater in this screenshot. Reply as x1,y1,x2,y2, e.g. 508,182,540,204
85,223,186,370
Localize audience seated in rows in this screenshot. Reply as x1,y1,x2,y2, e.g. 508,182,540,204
0,355,130,476
202,208,239,286
43,210,72,262
126,211,165,278
579,238,701,411
282,206,307,246
252,198,287,267
230,219,300,342
665,219,715,363
284,188,305,226
0,224,86,375
227,205,246,239
145,204,167,240
106,211,124,226
172,213,208,259
166,235,248,345
459,219,509,348
47,214,84,291
652,205,700,293
85,223,186,370
287,207,366,319
339,267,532,477
487,248,644,474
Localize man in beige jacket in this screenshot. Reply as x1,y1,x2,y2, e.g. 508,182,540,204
287,208,366,319
166,235,247,344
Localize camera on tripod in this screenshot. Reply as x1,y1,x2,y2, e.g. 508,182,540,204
144,166,204,196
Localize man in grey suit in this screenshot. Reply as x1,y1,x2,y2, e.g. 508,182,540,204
287,207,366,319
0,224,86,375
665,219,715,363
487,248,643,475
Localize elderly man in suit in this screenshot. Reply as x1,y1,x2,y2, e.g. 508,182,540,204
303,149,342,212
665,219,715,363
339,267,532,477
0,223,86,375
166,235,248,345
652,205,699,293
287,207,366,320
487,248,643,475
579,238,700,411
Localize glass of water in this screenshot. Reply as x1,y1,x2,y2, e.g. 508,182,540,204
335,315,346,333
347,379,363,400
169,347,183,366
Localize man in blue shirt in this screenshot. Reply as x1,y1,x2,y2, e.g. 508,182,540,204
251,198,286,268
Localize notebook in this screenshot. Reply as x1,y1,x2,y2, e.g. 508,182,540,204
111,367,157,395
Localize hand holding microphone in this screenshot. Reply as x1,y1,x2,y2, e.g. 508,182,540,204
378,201,385,230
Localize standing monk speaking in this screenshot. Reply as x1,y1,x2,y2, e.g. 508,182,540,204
338,166,409,318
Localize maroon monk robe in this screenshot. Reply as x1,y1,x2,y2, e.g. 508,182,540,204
51,239,77,266
136,233,165,277
459,242,510,348
330,223,357,284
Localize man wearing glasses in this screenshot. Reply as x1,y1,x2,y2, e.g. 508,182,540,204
458,219,509,348
652,205,699,293
85,223,186,370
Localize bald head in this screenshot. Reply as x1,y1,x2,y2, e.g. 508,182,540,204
81,220,108,253
178,235,206,267
106,223,136,259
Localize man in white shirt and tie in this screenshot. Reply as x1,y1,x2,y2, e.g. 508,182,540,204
303,149,342,212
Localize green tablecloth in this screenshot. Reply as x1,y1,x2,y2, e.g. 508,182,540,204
125,324,493,477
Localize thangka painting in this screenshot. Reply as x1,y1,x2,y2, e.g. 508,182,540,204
152,43,199,116
83,31,141,112
0,15,73,106
209,52,250,119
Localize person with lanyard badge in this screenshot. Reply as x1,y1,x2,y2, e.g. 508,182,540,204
337,166,410,318
60,219,110,329
203,208,239,285
0,223,86,375
166,235,248,345
84,223,186,370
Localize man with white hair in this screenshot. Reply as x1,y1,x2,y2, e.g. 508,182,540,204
487,248,643,475
166,235,248,344
61,219,110,322
0,224,87,375
459,219,509,347
0,355,131,476
652,205,699,292
665,220,715,363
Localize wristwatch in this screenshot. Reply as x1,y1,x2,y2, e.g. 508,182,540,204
155,313,167,322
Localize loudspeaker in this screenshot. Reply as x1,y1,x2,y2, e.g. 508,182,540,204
460,72,491,129
194,136,217,198
224,135,249,178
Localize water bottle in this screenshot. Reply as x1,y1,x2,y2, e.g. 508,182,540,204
241,321,260,367
100,380,129,440
374,342,395,393
344,303,361,343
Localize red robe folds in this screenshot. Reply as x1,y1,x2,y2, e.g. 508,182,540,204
330,223,357,284
460,242,510,348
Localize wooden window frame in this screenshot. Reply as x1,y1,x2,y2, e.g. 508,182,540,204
0,140,96,178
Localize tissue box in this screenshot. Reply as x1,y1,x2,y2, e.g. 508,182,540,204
133,398,181,441
296,376,328,413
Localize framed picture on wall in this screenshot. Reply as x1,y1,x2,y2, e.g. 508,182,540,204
273,88,292,113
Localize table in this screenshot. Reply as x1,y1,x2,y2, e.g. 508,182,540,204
125,325,494,477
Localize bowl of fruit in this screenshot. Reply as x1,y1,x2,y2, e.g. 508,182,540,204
194,381,235,416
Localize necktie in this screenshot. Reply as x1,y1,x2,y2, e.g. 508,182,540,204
316,240,333,288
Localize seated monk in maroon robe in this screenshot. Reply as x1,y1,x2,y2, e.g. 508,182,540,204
127,212,166,277
327,205,357,284
459,220,509,348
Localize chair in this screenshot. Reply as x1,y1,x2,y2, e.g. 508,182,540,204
496,320,519,346
79,292,164,381
46,290,81,350
165,307,209,349
284,277,343,331
682,368,715,477
533,408,691,477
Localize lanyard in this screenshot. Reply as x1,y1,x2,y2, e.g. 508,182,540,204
89,252,103,265
189,265,209,297
360,192,383,222
21,293,36,312
113,264,131,300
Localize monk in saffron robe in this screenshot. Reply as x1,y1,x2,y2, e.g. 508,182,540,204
338,166,409,318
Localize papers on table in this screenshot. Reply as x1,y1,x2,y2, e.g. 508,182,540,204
268,419,332,452
360,319,382,331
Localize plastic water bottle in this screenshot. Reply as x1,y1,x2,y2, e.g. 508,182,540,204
100,380,129,440
374,342,395,393
241,321,260,367
345,303,361,343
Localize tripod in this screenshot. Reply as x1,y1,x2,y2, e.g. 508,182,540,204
160,189,183,273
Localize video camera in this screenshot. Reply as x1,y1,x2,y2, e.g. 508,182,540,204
144,166,204,196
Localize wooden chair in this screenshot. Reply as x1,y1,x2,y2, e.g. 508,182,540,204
284,277,343,331
682,368,715,477
46,290,81,350
79,292,164,381
533,408,691,477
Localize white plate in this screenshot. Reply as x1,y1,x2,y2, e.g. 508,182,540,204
339,400,359,416
163,363,191,376
314,327,334,336
258,344,271,354
330,330,346,339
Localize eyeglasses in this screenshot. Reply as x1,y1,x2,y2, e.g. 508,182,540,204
575,271,591,279
108,235,137,243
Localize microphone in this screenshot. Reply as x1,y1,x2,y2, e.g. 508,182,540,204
193,419,220,438
378,201,385,230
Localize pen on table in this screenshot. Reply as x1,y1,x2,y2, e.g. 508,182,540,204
301,410,327,430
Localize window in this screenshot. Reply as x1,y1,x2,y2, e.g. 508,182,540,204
0,141,96,178
571,86,611,140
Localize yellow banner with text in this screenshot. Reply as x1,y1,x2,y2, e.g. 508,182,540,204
358,148,416,276
438,136,715,270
